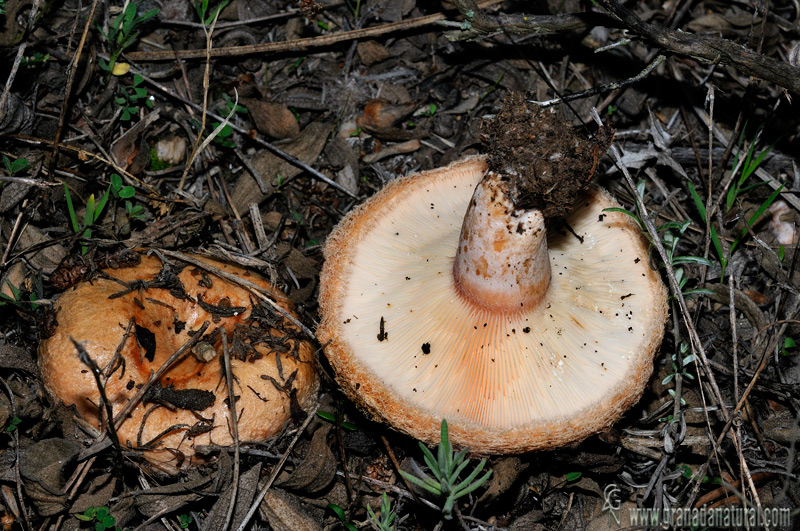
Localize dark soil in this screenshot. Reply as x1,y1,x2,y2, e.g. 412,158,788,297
483,91,613,219
2,0,800,529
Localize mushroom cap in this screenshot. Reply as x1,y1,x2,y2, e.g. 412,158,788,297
39,253,318,474
318,156,668,453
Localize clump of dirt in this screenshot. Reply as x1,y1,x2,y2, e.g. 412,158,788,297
482,92,613,219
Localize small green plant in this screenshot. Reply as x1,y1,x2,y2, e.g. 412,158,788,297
195,0,229,26
3,155,30,175
420,103,438,117
115,74,153,121
367,493,396,531
345,0,361,19
64,183,110,254
688,180,782,280
0,279,39,309
399,419,492,520
565,471,582,482
326,503,357,531
21,51,50,67
76,506,128,531
6,416,21,432
662,342,695,386
780,337,797,356
687,126,781,280
110,174,145,220
460,9,474,30
317,409,358,431
726,125,774,213
96,2,159,73
605,180,712,298
177,513,192,529
662,342,695,406
192,95,247,148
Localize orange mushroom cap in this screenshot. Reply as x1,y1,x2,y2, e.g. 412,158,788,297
39,252,318,474
318,156,667,453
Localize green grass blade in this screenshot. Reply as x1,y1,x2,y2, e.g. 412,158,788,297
399,470,442,496
63,184,80,233
687,182,706,223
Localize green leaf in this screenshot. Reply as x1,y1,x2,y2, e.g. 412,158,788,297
687,182,706,222
110,173,123,191
63,184,81,234
119,186,135,199
671,255,712,266
399,469,442,496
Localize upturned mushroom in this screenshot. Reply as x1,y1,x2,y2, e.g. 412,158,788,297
39,252,318,475
318,96,668,453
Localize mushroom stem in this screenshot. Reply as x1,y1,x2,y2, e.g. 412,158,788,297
453,170,551,313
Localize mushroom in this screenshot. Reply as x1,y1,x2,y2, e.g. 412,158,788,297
39,252,318,474
318,100,668,453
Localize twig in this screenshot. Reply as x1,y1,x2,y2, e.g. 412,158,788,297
449,0,610,39
0,377,31,531
597,0,800,93
532,55,666,107
49,0,102,178
125,0,503,61
71,339,123,465
178,8,222,193
221,328,241,531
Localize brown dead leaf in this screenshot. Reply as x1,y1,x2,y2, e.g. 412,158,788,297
242,98,300,140
275,424,335,493
14,224,67,275
203,464,262,530
478,457,528,503
356,41,391,66
20,438,81,516
259,488,322,531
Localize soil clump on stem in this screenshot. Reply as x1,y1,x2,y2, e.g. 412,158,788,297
482,92,614,219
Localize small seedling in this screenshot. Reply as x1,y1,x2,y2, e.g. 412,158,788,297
3,155,29,176
345,0,361,19
21,51,49,67
780,337,797,356
688,180,783,280
0,279,39,309
604,180,712,298
6,416,21,432
115,74,153,121
195,0,229,26
317,410,358,431
110,174,146,221
420,104,438,117
177,513,192,529
367,493,396,531
326,503,357,531
75,506,128,531
662,342,695,386
96,2,159,73
64,183,110,254
399,419,492,520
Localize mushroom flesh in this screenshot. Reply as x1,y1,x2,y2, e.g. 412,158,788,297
39,253,318,474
